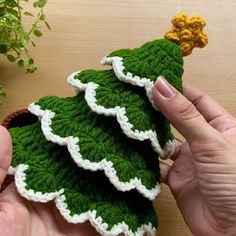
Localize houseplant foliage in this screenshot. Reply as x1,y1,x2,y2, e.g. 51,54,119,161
0,0,50,103
5,14,208,235
0,84,6,104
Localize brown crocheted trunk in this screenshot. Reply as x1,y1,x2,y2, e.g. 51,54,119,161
2,109,38,129
1,109,38,191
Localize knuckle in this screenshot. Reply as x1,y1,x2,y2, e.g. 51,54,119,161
191,137,229,160
177,100,200,122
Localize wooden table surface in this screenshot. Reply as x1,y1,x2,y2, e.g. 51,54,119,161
1,1,236,235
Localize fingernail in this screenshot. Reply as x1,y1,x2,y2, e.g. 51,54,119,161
154,76,177,98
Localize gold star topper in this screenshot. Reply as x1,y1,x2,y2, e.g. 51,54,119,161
165,13,208,56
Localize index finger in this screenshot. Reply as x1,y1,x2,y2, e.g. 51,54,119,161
152,77,224,144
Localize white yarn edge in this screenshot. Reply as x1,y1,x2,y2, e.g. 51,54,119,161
101,56,157,109
67,71,174,159
102,56,175,158
7,165,156,236
28,103,161,201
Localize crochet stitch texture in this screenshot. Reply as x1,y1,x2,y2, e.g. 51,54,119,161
6,14,208,236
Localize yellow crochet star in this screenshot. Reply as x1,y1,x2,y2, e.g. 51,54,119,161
165,13,208,56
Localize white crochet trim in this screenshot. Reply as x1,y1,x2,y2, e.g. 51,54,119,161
68,72,174,159
7,166,15,175
101,56,158,109
101,56,175,158
9,165,156,236
28,103,161,201
11,165,64,202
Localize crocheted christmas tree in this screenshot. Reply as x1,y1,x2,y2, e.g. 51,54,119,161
6,14,208,236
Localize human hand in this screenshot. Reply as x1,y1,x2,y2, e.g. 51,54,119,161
152,77,236,236
0,126,98,236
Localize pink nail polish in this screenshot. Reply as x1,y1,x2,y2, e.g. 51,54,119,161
155,76,177,98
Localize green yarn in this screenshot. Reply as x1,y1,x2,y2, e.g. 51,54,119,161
74,69,173,146
108,39,183,92
35,94,160,189
8,36,186,235
10,122,157,232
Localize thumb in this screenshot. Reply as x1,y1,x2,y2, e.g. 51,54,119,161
152,77,223,144
0,126,12,187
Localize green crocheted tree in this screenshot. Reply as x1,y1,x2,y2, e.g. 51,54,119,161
7,14,208,236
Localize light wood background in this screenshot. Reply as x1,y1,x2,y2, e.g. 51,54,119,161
1,1,236,235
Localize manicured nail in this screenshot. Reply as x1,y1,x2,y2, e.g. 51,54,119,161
154,76,177,98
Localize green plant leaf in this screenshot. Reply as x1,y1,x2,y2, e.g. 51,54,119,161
0,44,8,54
24,11,34,17
26,59,37,73
27,66,37,73
39,12,45,20
0,0,5,7
31,41,36,47
6,8,19,17
5,0,17,7
0,0,49,73
33,0,47,8
0,85,6,104
28,58,34,65
44,21,51,30
10,122,157,234
7,54,17,62
33,29,43,37
0,0,5,4
17,59,24,67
